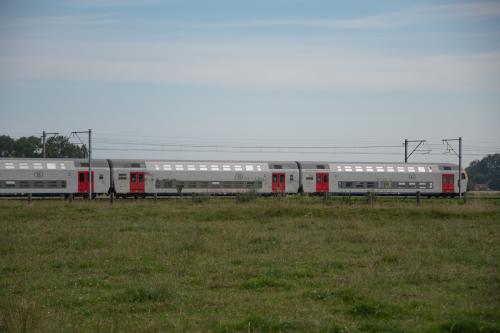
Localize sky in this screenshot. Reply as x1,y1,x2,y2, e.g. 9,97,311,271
0,0,499,165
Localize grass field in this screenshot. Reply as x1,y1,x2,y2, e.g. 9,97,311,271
0,197,499,332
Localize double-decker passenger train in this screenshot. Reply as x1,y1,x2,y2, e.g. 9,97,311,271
0,158,467,197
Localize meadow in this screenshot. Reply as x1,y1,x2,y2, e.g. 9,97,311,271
0,196,499,332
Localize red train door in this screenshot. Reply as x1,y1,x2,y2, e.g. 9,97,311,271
442,174,455,193
316,173,329,193
130,172,145,193
272,173,286,193
78,171,94,193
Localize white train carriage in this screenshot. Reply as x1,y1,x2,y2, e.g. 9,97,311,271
0,159,75,195
109,160,149,197
74,159,111,196
148,160,268,195
328,162,466,196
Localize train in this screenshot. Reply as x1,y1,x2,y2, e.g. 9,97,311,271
0,158,467,198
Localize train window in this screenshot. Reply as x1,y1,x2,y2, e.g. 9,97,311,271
4,163,15,169
443,166,452,170
234,165,242,171
273,165,282,169
317,175,322,183
131,163,141,168
337,166,342,171
339,181,352,188
345,166,352,172
366,166,374,172
19,163,29,169
175,165,184,171
99,174,104,180
387,167,395,172
139,174,144,182
163,164,172,170
397,167,405,172
429,182,433,188
79,173,85,182
418,167,426,172
257,165,262,171
47,163,57,169
280,174,285,183
33,163,43,169
355,166,363,172
131,174,136,182
246,165,254,171
398,182,406,188
408,167,415,173
118,173,127,180
427,167,433,172
376,166,384,172
317,165,325,169
366,182,375,188
290,174,294,181
323,175,329,182
60,163,66,169
6,181,15,187
188,165,196,171
273,175,278,183
461,173,466,180
211,165,220,171
200,165,208,171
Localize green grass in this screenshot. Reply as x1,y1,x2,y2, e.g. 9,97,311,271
0,197,499,332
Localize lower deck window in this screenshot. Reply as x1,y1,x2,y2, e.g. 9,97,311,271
155,179,263,190
0,180,67,189
338,181,433,190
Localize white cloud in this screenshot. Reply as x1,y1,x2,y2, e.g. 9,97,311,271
1,40,499,92
2,2,500,32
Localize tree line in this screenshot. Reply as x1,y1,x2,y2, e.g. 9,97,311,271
466,154,500,191
0,135,87,158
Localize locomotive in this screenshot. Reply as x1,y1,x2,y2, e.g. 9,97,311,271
0,158,467,197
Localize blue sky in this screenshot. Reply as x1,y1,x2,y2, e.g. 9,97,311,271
0,0,499,165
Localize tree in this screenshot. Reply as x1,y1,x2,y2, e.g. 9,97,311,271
45,136,87,158
466,154,500,190
0,135,15,157
0,134,86,158
13,136,42,158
